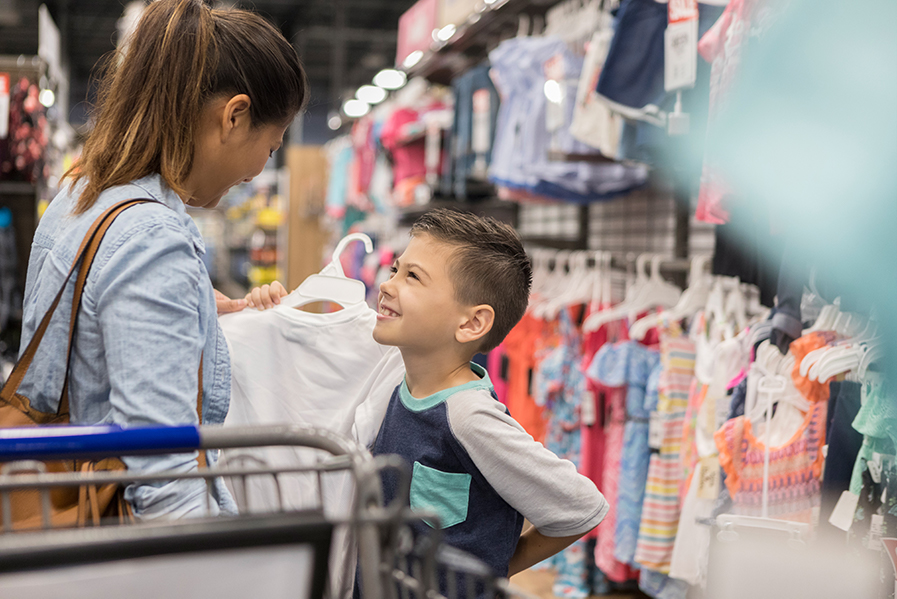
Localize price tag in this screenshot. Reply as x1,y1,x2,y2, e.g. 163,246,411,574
424,120,441,183
696,456,721,499
648,411,664,450
828,490,860,532
665,19,698,91
581,389,597,426
0,73,9,140
471,88,491,154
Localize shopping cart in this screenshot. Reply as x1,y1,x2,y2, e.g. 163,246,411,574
0,424,529,599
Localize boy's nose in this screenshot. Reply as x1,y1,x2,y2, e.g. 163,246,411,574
379,278,394,297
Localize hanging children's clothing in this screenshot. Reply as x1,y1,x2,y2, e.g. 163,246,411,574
534,310,595,599
502,313,551,442
588,342,641,583
634,322,697,599
610,343,662,566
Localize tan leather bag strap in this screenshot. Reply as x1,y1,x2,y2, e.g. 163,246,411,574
197,355,206,469
0,199,152,407
58,199,155,415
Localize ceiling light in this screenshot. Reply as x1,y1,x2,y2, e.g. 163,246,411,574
327,114,343,130
356,85,387,105
343,99,370,119
374,69,407,90
38,89,55,108
436,24,456,42
402,50,424,69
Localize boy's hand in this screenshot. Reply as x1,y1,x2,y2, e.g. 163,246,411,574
508,527,589,577
244,281,288,310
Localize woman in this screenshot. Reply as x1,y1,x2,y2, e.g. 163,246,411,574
18,0,306,518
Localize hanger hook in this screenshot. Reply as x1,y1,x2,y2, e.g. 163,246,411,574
332,233,374,264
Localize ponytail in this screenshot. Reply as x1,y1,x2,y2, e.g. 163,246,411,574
67,0,307,214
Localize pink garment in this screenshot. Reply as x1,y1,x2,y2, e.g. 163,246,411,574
695,0,778,224
379,102,446,186
593,381,639,583
351,117,376,198
487,344,510,405
579,311,609,541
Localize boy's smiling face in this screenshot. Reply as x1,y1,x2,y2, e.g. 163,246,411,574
374,234,467,351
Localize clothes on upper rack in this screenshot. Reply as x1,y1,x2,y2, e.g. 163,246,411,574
443,63,501,200
0,207,19,335
488,35,648,203
220,301,405,598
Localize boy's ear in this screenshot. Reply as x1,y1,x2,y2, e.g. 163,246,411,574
456,305,495,346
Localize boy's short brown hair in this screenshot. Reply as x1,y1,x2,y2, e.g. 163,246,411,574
410,208,532,353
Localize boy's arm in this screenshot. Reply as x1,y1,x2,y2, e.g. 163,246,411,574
508,528,588,577
446,391,608,566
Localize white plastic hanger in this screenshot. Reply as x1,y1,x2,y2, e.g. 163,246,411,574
630,255,712,340
583,253,650,332
281,233,374,309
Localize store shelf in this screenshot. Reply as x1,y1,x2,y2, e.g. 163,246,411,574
0,181,38,196
397,198,519,227
404,0,557,85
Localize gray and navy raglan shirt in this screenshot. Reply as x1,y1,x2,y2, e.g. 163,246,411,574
371,363,608,576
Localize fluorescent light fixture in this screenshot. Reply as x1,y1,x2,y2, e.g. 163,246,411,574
38,89,55,108
343,99,370,119
356,85,387,105
543,80,563,104
327,114,343,130
373,69,407,90
402,50,423,69
436,24,456,42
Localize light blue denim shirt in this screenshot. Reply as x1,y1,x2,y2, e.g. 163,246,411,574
19,173,236,518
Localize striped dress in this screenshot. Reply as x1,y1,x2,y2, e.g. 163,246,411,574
634,323,696,574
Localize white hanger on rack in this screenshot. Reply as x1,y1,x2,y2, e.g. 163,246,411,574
544,251,594,319
630,254,712,340
583,253,647,332
282,233,374,309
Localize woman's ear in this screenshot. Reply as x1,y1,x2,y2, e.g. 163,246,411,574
456,305,495,346
220,94,252,139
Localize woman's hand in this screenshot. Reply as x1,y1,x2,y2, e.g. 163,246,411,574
215,281,288,315
244,281,288,310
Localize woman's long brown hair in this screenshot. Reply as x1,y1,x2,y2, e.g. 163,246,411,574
66,0,308,214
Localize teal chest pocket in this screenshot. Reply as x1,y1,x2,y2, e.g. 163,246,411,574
410,462,471,529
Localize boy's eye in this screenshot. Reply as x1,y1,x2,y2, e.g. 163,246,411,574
389,266,398,275
408,271,419,281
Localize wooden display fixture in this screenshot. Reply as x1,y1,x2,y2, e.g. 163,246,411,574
285,145,329,294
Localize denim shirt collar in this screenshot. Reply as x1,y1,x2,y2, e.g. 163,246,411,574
128,174,206,255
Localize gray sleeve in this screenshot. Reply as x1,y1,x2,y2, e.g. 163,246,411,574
446,390,608,537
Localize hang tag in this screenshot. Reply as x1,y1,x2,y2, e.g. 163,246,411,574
870,514,885,551
828,491,860,532
581,389,597,426
424,120,442,178
664,19,698,92
697,456,721,499
471,88,491,154
648,411,664,450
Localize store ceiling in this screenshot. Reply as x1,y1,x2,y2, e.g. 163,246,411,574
0,0,416,127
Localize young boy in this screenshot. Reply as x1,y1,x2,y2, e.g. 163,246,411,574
370,208,608,578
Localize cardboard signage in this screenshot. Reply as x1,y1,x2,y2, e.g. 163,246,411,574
396,0,439,67
439,0,480,29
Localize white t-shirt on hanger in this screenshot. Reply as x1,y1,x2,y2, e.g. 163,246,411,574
219,301,404,599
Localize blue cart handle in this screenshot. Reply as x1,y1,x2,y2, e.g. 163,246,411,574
0,425,201,462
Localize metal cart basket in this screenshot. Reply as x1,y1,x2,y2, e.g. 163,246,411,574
0,424,528,599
